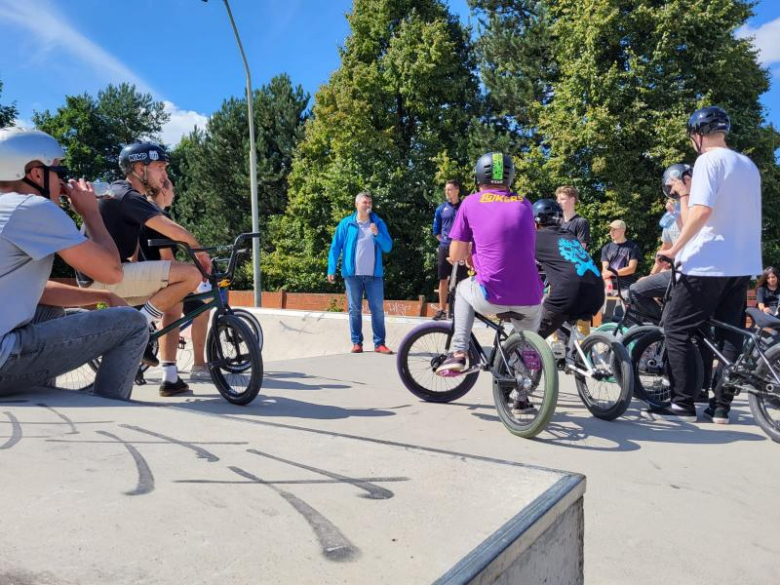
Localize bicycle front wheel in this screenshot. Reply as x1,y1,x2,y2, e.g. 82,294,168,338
750,343,780,443
231,308,264,352
206,314,263,405
574,333,633,420
396,321,480,403
492,330,558,438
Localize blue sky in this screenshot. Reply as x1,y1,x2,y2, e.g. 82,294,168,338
1,0,779,145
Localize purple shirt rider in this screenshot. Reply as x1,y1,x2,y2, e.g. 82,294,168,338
449,189,543,306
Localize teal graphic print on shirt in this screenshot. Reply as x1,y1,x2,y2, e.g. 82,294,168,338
558,238,600,277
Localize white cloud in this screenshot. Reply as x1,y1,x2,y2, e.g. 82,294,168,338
0,0,156,95
736,17,780,68
160,101,209,147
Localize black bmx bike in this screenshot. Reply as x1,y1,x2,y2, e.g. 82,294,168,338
628,256,780,442
56,233,264,405
395,268,558,438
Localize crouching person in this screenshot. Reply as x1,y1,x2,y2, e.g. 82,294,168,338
0,129,148,399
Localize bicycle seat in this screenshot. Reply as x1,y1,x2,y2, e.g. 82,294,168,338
496,311,529,322
746,307,780,330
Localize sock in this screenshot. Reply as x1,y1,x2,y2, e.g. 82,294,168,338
161,362,178,384
139,301,164,326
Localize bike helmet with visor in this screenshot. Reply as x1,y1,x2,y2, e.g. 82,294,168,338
661,163,692,199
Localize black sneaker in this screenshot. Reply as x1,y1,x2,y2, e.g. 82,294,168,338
141,341,159,368
511,399,538,417
159,377,191,397
432,309,447,321
694,389,709,403
702,405,729,425
436,353,467,376
644,404,697,422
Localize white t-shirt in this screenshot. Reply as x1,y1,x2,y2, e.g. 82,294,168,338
677,148,762,277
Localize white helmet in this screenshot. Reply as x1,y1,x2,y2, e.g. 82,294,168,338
0,128,65,181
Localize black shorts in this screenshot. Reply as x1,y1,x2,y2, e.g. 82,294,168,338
437,246,470,281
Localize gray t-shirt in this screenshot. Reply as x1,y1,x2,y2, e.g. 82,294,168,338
0,193,86,367
355,219,376,276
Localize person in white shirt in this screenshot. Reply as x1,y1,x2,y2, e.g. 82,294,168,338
650,106,762,424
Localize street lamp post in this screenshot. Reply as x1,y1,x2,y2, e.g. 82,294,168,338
207,0,262,306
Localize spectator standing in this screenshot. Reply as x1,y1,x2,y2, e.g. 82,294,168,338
556,185,590,249
756,267,780,315
652,106,762,424
600,219,641,296
0,128,148,400
327,192,394,354
432,179,469,319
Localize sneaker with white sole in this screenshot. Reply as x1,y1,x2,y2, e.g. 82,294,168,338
189,365,212,383
644,404,698,422
702,405,729,424
436,353,467,376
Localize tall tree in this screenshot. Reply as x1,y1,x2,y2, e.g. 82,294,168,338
169,74,309,257
0,79,18,128
264,0,480,298
33,83,169,180
472,0,780,266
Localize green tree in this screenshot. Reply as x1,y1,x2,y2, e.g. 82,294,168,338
0,79,18,128
33,83,169,180
265,0,480,298
472,0,780,267
169,74,309,255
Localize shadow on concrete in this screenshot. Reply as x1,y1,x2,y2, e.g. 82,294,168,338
161,394,397,422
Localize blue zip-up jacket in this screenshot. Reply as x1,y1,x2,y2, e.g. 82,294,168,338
432,200,461,248
327,211,393,277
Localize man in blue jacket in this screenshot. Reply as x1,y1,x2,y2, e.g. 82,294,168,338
432,179,468,320
328,192,394,354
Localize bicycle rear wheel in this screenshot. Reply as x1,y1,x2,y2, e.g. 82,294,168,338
396,321,480,402
492,330,558,438
629,328,702,408
54,360,99,391
574,332,633,420
750,343,780,443
206,314,263,405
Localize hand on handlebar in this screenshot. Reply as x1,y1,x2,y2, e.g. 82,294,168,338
195,251,212,277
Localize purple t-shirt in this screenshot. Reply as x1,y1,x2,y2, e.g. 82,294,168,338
449,189,543,306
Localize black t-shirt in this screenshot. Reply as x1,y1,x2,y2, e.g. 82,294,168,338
560,214,591,248
757,286,780,312
535,226,603,301
97,180,160,261
138,206,172,261
600,240,641,285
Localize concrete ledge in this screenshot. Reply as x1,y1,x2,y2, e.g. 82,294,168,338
435,474,585,585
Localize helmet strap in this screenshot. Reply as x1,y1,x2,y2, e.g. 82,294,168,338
131,166,159,197
691,134,704,155
21,167,53,199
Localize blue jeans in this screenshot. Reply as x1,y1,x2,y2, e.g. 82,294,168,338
344,276,386,346
0,306,149,400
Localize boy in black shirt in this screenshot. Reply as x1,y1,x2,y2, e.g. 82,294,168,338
533,200,605,338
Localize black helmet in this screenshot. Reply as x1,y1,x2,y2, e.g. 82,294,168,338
687,106,730,136
475,152,515,188
661,163,693,198
533,199,563,227
119,142,170,175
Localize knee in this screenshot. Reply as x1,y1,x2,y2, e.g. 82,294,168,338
118,307,150,334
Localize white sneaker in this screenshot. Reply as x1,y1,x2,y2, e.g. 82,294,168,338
189,365,212,382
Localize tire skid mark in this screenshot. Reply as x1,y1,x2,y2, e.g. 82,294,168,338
0,412,22,450
229,466,359,562
175,477,407,487
97,430,155,496
247,448,400,500
120,424,218,462
36,403,78,434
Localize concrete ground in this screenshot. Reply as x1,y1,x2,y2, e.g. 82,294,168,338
3,310,780,584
